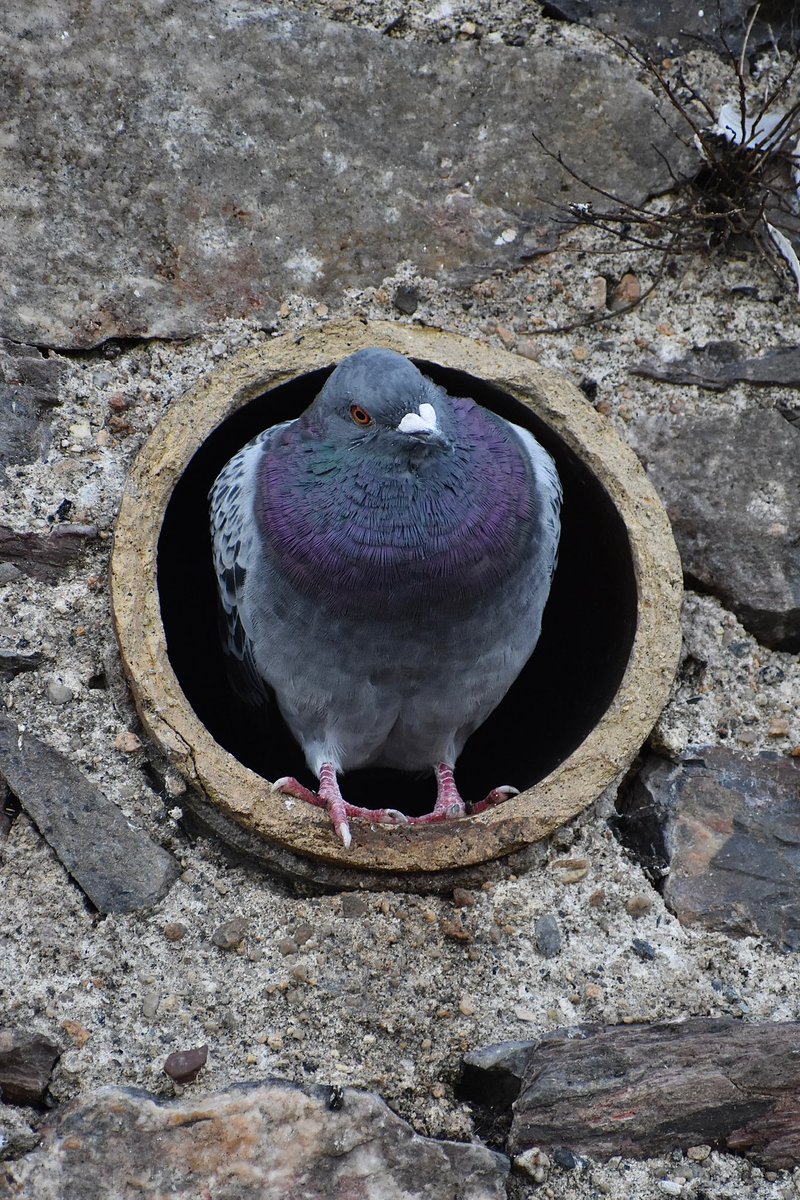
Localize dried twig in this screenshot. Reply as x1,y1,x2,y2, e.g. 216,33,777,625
532,4,800,330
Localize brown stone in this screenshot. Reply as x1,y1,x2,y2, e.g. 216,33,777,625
463,1019,800,1169
60,1021,91,1049
163,1045,208,1084
0,1029,60,1107
0,525,98,584
163,922,188,943
0,649,44,683
114,732,142,754
609,272,641,310
620,749,800,951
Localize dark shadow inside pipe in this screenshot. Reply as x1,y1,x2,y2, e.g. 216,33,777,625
157,358,638,816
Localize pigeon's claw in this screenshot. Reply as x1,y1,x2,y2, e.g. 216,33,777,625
411,768,520,824
272,776,324,806
470,785,520,814
272,766,410,849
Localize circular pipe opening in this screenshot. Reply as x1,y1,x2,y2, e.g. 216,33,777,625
111,321,682,891
158,363,637,815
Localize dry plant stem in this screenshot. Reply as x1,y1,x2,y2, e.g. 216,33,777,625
531,12,800,318
534,275,662,338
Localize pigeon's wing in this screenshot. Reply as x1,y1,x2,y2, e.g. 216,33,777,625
209,421,295,707
506,418,563,583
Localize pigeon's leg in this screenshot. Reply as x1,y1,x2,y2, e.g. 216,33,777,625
272,764,408,849
412,764,519,824
410,762,466,824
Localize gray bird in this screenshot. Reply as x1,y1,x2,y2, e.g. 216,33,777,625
209,347,561,847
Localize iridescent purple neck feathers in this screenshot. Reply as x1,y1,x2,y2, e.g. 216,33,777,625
256,396,538,618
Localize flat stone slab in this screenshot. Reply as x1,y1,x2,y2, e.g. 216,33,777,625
462,1019,800,1169
543,0,798,56
0,1080,509,1199
1,4,696,348
0,340,64,475
633,341,800,390
628,406,800,651
0,649,44,683
0,525,98,583
621,749,800,951
0,716,179,913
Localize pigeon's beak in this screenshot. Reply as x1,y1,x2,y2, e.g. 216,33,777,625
403,426,451,450
396,405,450,450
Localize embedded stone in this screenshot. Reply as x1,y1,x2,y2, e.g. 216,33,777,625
628,408,800,650
1,1081,509,1198
0,715,179,914
3,6,695,348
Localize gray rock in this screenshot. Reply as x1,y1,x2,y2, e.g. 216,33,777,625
1,4,696,348
0,715,179,913
210,917,249,951
534,913,562,958
542,0,798,57
619,749,800,952
393,286,420,316
340,893,369,918
461,1019,800,1169
0,563,21,585
632,341,800,390
0,1105,41,1160
0,341,64,475
0,1029,60,1107
628,408,800,650
0,648,43,683
1,1080,509,1199
45,682,73,706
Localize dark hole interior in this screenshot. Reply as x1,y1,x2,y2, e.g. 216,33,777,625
157,358,638,816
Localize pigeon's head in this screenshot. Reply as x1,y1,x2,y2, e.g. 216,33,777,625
304,348,454,459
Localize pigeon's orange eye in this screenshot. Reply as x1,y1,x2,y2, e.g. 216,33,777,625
350,405,372,426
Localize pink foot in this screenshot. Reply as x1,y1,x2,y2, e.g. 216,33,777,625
470,784,520,814
411,764,519,825
272,763,408,849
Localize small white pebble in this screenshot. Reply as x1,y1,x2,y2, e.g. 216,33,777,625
494,227,518,245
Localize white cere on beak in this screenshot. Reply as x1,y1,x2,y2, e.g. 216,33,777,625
397,403,438,434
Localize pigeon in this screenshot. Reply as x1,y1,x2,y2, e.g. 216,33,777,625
209,347,561,848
